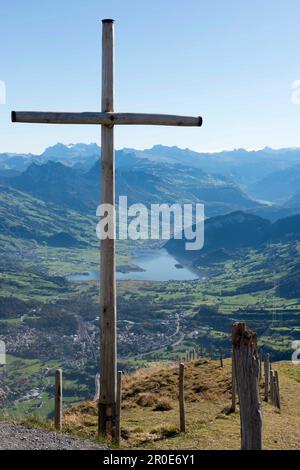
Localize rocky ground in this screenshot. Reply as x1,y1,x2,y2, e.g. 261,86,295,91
0,422,106,450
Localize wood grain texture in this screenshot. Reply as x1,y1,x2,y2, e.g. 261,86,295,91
232,322,263,450
11,111,202,127
99,19,117,439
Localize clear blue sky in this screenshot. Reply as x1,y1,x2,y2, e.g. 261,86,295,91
1,0,300,154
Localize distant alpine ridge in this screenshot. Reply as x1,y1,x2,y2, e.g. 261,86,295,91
1,143,300,198
1,143,300,219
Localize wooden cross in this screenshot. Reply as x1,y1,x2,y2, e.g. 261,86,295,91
11,19,203,439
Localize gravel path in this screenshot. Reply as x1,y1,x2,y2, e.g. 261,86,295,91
0,422,106,450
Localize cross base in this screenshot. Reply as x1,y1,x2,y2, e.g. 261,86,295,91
98,402,117,439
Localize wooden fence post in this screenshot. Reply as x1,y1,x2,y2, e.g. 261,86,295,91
230,352,236,412
220,349,224,368
55,369,63,431
270,369,274,404
259,355,262,383
273,373,277,407
115,371,122,446
232,323,263,450
264,353,270,402
274,371,280,409
179,363,186,433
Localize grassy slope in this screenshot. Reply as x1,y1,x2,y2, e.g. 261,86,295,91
63,359,300,450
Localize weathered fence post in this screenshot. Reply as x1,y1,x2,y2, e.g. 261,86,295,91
220,349,224,368
54,369,63,431
115,371,122,446
274,371,281,409
230,352,236,412
270,369,274,404
179,363,186,433
272,373,277,407
259,355,262,382
264,353,270,402
232,323,263,450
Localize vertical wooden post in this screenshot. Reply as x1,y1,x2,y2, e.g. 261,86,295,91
231,352,236,412
270,369,274,404
273,373,277,407
186,350,189,362
99,19,117,438
232,323,263,450
220,349,223,368
115,371,122,446
259,355,262,382
264,353,270,402
179,363,186,433
274,371,280,409
54,369,62,431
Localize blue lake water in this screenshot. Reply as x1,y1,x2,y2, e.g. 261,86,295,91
67,249,200,282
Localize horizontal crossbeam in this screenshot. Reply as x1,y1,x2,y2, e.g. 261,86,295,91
11,111,202,127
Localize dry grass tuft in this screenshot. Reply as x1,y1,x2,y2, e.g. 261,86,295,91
136,393,158,407
153,397,173,412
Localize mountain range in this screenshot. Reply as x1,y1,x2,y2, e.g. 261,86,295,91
1,149,264,218
1,143,300,250
2,143,300,206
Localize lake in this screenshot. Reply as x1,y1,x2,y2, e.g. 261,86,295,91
67,248,200,282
